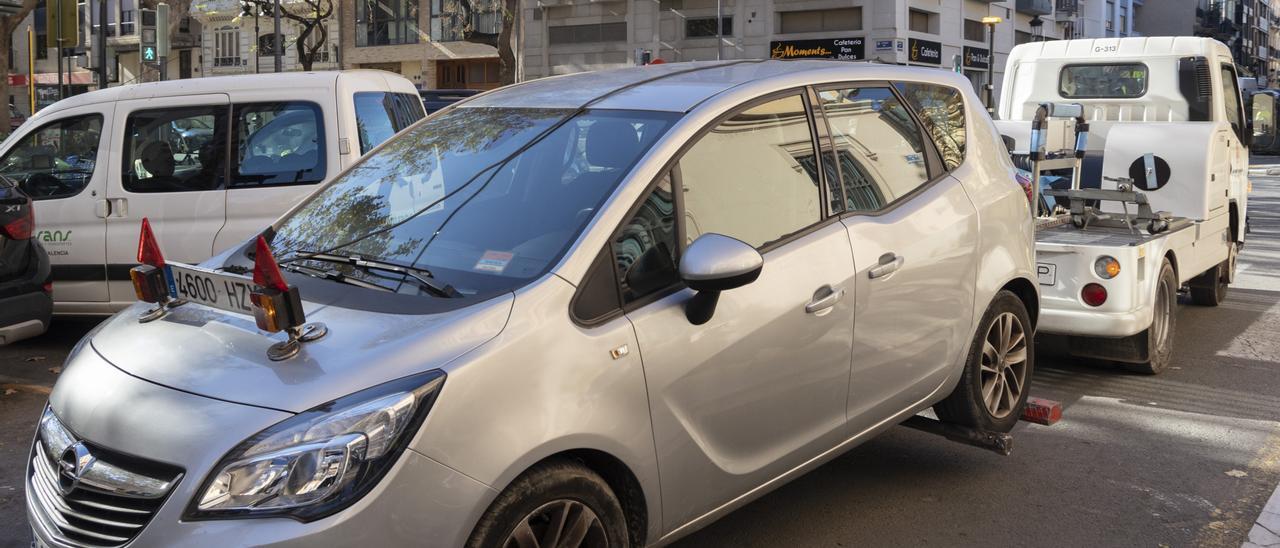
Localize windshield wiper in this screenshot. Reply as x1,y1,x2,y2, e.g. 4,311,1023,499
287,251,460,298
282,263,392,293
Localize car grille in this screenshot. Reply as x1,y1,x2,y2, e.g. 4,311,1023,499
27,409,183,548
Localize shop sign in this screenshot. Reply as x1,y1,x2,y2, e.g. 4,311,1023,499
770,38,865,60
963,46,990,69
909,38,942,65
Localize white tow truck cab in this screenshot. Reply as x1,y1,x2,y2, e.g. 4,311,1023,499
995,37,1248,373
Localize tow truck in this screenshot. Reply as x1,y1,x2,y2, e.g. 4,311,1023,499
995,37,1248,373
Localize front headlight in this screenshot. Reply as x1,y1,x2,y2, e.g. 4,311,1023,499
185,370,445,522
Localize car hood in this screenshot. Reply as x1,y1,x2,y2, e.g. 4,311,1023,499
89,294,514,413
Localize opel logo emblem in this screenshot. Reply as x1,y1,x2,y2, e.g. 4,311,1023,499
58,442,96,496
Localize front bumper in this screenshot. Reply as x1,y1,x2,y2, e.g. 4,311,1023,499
29,343,495,547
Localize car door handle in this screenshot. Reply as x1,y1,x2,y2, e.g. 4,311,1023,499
869,253,904,279
805,285,846,315
110,198,128,218
94,199,110,218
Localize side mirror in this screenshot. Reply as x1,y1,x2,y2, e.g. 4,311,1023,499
679,233,763,325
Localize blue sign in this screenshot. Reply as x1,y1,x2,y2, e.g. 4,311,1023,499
875,40,893,51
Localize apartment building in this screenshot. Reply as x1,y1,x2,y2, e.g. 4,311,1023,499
522,0,1079,99
1138,0,1272,80
338,0,503,90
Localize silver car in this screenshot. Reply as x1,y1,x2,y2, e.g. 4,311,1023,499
28,61,1038,548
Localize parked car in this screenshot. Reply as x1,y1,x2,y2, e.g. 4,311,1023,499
0,175,51,345
29,61,1038,547
419,88,480,113
0,70,425,316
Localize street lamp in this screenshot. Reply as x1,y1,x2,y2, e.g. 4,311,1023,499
1030,16,1044,42
982,16,1002,114
240,1,262,73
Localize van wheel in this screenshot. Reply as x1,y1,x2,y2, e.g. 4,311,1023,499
1189,251,1230,307
467,459,629,548
1126,260,1177,374
934,290,1034,433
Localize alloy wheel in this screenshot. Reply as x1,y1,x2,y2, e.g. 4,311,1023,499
980,312,1029,419
504,499,609,548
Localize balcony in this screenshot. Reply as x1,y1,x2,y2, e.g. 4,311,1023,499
1017,0,1053,16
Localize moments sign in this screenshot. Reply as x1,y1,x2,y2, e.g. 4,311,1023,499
770,38,865,60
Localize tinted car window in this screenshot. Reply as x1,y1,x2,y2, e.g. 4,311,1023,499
271,107,677,299
0,114,102,200
232,102,325,188
819,87,929,211
896,82,966,171
123,105,230,193
354,91,427,154
680,94,821,249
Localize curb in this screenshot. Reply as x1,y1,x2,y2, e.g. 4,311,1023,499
1244,480,1280,547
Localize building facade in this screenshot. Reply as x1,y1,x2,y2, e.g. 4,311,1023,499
1137,0,1274,81
338,0,503,90
521,0,1104,101
190,0,341,76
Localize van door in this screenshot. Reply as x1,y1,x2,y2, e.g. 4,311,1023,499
215,101,330,252
105,94,230,304
0,105,112,307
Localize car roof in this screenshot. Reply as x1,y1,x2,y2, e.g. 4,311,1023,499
36,70,411,113
463,59,966,112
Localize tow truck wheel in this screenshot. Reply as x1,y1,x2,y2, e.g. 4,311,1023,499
1126,260,1176,374
1189,251,1230,307
934,290,1034,433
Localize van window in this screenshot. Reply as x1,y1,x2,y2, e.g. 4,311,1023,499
1221,64,1245,138
0,114,102,200
1059,64,1148,99
231,102,325,188
353,92,425,154
122,105,230,193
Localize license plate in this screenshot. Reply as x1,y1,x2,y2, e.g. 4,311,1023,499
1037,263,1057,286
165,263,255,315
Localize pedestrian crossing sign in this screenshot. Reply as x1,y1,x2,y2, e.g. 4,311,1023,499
142,46,157,62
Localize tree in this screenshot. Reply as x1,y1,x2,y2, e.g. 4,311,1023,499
242,0,333,71
454,0,517,85
0,0,42,131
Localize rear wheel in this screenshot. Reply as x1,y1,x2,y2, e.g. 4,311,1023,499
1126,259,1176,374
467,459,629,548
934,290,1034,433
1190,244,1233,306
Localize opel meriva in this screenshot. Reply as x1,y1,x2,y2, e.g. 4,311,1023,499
29,60,1038,548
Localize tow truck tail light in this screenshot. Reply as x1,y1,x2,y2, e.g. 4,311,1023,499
137,218,165,268
250,236,305,333
130,264,169,303
1082,283,1108,307
1,206,33,240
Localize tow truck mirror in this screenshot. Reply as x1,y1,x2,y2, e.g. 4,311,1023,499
680,233,763,325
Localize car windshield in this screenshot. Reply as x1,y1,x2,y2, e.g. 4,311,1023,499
270,106,679,298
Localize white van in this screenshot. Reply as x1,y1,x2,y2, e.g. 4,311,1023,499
0,70,425,315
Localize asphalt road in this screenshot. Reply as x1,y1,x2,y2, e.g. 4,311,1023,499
2,163,1280,547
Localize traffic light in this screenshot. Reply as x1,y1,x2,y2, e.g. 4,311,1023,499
140,9,157,63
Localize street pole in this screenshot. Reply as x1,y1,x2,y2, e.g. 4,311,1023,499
98,0,107,88
27,25,35,114
55,0,64,100
255,8,261,73
273,0,282,72
715,0,723,60
157,3,169,80
981,16,1002,115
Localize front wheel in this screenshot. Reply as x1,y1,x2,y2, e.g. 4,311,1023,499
466,459,629,548
934,290,1034,433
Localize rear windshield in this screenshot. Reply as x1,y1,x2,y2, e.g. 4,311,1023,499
1059,64,1148,98
270,106,678,300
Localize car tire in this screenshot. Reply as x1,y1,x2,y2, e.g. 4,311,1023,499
933,290,1034,433
466,459,630,548
1125,259,1177,375
1189,244,1233,307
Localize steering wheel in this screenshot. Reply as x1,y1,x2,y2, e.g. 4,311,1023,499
22,173,73,198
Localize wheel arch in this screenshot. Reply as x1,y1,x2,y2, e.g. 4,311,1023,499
504,448,651,547
1229,200,1242,243
1001,277,1039,330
